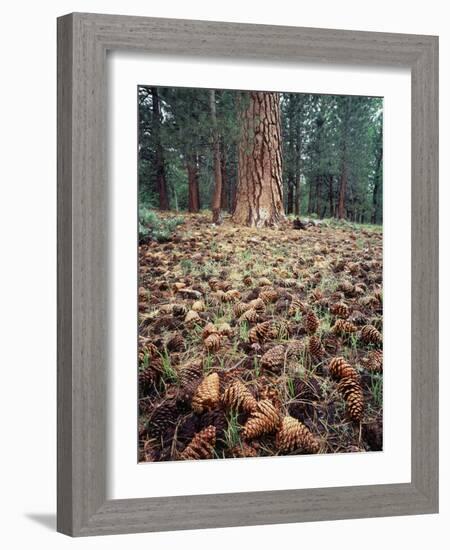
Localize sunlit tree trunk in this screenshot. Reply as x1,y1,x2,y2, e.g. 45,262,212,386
232,92,284,227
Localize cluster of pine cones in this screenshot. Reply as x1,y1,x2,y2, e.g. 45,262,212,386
138,214,383,461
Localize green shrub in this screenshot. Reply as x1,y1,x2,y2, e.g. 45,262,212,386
138,207,183,242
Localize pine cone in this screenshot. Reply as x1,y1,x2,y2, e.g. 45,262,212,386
337,280,354,296
330,302,349,318
286,339,305,357
217,322,233,337
177,359,203,387
234,302,251,318
288,298,307,316
184,310,201,326
261,345,286,371
191,300,205,312
202,322,218,340
276,415,320,453
239,308,259,324
365,349,383,372
166,332,185,352
199,408,227,439
360,325,382,345
147,399,178,437
208,278,220,291
179,426,216,460
223,380,258,413
192,372,220,413
248,297,266,313
322,334,340,355
328,357,359,381
308,335,325,359
243,275,253,286
204,332,221,353
259,289,278,304
331,319,358,335
249,321,274,344
258,277,272,287
172,303,188,317
230,442,257,458
242,400,281,439
304,310,320,334
221,289,241,303
337,378,364,421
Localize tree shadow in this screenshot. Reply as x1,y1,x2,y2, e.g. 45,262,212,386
25,513,56,531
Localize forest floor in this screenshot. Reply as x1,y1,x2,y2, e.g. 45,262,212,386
138,212,383,462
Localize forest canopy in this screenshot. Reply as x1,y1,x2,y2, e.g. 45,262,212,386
138,87,383,225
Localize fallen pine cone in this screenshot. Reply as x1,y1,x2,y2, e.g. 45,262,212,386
308,335,325,359
242,400,281,439
261,345,286,371
337,378,364,422
223,379,257,413
331,319,358,336
179,426,216,460
204,332,221,353
360,324,382,346
304,310,320,334
192,372,220,413
328,357,359,381
249,321,274,344
276,415,320,454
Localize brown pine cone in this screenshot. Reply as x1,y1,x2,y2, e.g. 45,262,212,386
242,400,281,439
248,297,266,313
243,275,253,286
337,378,364,421
360,324,382,345
147,399,178,437
184,310,201,326
330,302,349,318
139,339,159,360
234,302,251,318
308,335,325,359
304,310,320,334
328,357,359,381
204,332,221,353
177,359,203,387
288,298,307,316
179,426,216,460
249,321,275,344
172,303,188,317
221,289,241,303
230,442,258,458
286,339,306,357
365,349,383,372
192,372,220,413
331,319,358,335
261,345,286,371
202,322,218,340
276,415,320,454
223,379,258,413
208,278,220,291
199,408,227,440
238,308,259,324
166,332,185,352
259,289,278,304
337,280,354,296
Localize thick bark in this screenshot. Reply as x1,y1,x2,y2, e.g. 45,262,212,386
210,90,223,224
232,92,285,227
187,154,201,213
151,87,169,210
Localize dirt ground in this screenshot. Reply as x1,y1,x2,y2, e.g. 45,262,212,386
138,212,383,462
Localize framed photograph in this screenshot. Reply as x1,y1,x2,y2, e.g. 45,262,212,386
57,13,438,536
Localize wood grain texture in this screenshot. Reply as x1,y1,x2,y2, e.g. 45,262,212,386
57,12,439,536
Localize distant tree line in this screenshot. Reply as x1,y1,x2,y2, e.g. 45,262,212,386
138,87,382,225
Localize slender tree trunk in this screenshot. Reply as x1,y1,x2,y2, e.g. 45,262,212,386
187,154,200,213
287,181,294,214
328,175,334,217
294,119,301,216
220,144,228,211
151,87,169,210
209,90,223,224
232,92,284,227
337,98,351,219
372,133,383,224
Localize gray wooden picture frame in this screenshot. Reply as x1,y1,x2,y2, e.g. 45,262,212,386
57,12,439,537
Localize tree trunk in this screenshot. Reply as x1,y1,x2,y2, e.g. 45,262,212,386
286,181,294,214
187,154,200,213
294,120,301,216
372,131,383,224
337,98,351,219
328,175,334,217
220,144,228,211
209,90,223,224
232,92,284,227
151,87,169,210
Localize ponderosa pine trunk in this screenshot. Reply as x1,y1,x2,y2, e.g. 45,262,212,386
210,90,223,224
187,154,201,213
151,87,169,210
220,145,229,211
337,97,351,219
232,92,284,227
